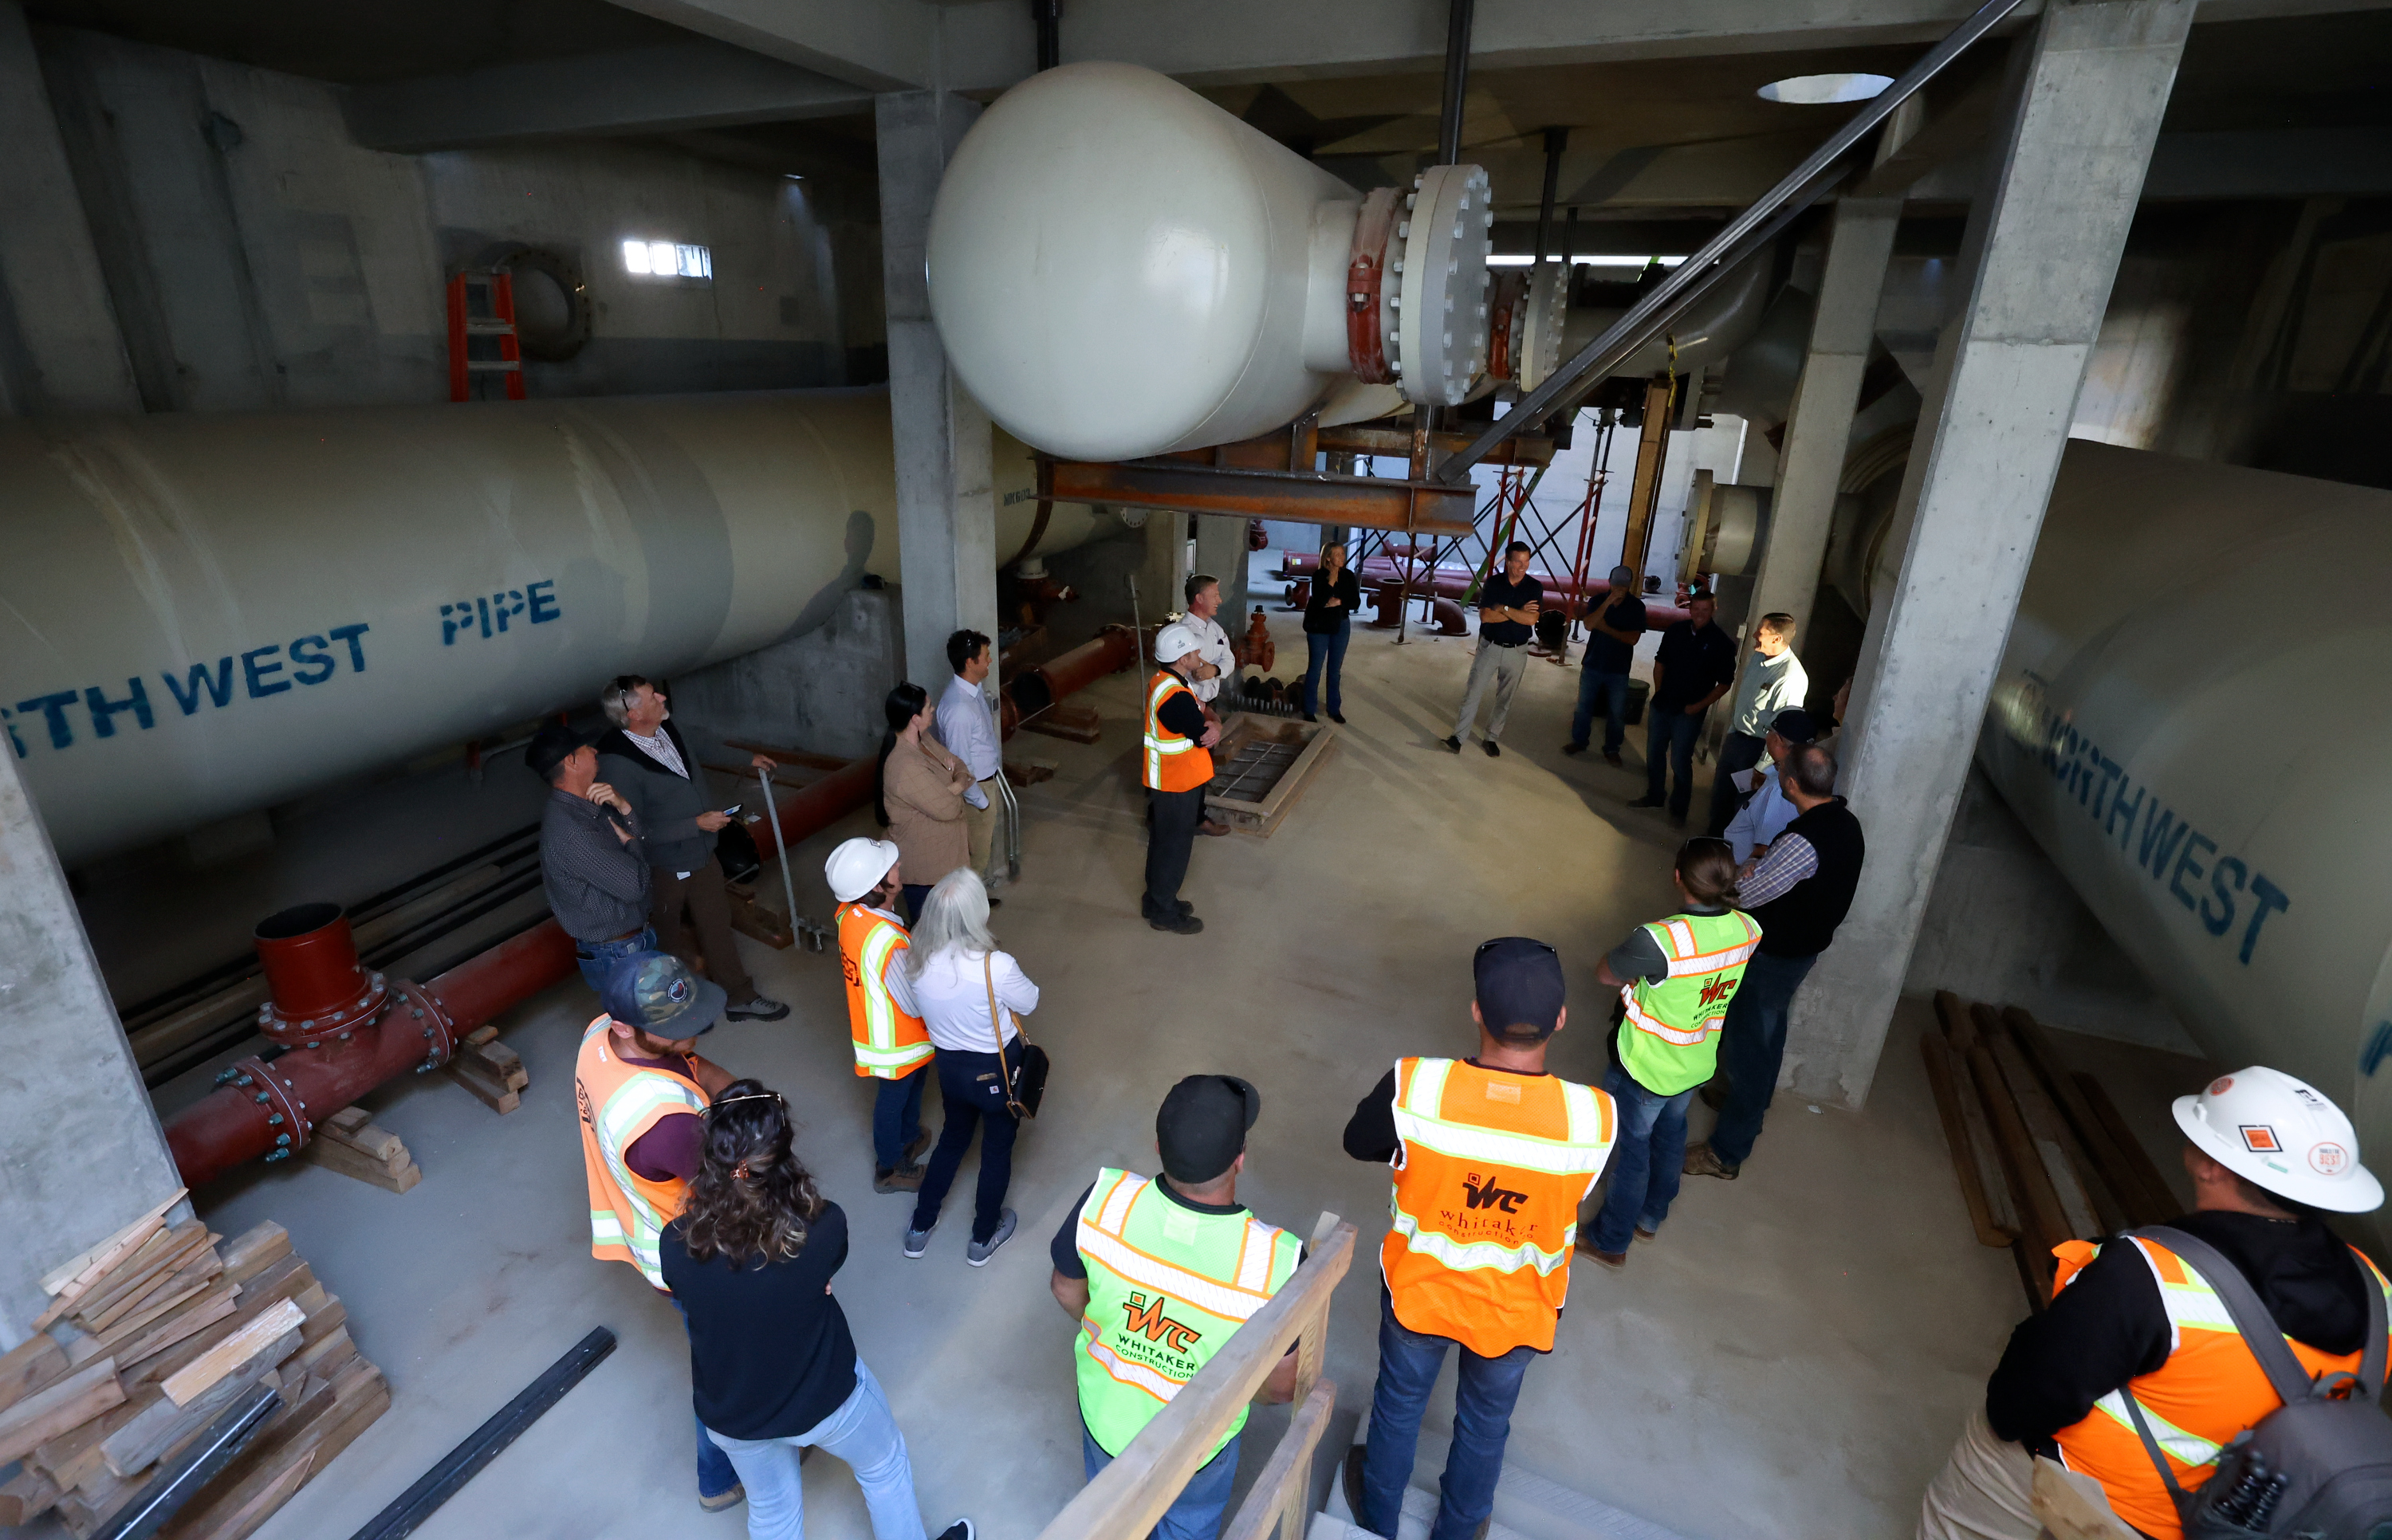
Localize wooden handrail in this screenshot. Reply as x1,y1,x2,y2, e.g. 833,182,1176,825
1222,1378,1338,1540
1036,1211,1358,1540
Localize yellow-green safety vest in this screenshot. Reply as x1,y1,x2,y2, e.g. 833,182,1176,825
1615,909,1761,1095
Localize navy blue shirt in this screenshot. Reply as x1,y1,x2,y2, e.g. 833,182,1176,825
1477,572,1542,646
1650,619,1737,711
1580,594,1647,674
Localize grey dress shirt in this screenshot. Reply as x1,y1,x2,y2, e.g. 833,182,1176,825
539,789,651,941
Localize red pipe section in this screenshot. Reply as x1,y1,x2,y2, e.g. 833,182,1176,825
165,753,880,1191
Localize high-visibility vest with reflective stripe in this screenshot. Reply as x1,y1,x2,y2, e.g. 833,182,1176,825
1142,670,1213,792
574,1014,708,1288
1074,1168,1302,1460
2049,1233,2392,1540
1381,1057,1615,1357
1615,909,1761,1096
837,902,932,1079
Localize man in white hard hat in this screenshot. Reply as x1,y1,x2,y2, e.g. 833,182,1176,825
825,837,934,1191
1918,1067,2392,1540
1141,623,1221,936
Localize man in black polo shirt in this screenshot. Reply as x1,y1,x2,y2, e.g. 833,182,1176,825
1629,590,1736,825
1445,541,1541,758
1684,742,1865,1180
1561,564,1646,766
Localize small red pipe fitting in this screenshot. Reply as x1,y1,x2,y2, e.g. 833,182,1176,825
253,903,389,1047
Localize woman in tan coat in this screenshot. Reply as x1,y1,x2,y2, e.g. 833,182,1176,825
875,682,973,922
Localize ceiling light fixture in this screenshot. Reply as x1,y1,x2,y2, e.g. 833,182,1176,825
1757,72,1894,105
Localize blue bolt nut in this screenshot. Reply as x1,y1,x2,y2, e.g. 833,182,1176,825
276,1133,291,1145
266,1113,283,1125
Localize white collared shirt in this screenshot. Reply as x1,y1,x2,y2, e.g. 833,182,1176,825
624,726,689,779
934,673,1001,808
1183,611,1236,702
886,945,1039,1053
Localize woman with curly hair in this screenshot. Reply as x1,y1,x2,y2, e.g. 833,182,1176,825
660,1078,975,1540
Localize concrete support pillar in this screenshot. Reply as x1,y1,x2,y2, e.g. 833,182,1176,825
1786,0,2195,1109
1191,514,1250,631
0,1,140,414
876,90,997,692
1132,511,1188,646
0,745,183,1342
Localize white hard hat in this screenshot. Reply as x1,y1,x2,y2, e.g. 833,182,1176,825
824,837,900,904
2174,1067,2384,1213
1155,623,1203,664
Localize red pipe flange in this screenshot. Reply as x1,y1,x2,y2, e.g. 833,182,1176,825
222,1054,316,1163
391,978,458,1072
253,902,390,1047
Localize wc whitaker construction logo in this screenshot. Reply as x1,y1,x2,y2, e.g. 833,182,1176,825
1458,1171,1529,1215
1697,974,1737,1008
1115,1291,1204,1375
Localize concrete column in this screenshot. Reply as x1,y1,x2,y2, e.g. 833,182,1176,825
1131,510,1188,649
0,1,140,414
1785,0,2195,1110
876,89,998,692
0,744,183,1343
1191,513,1250,632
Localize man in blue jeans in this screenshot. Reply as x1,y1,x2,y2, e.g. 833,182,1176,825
1337,940,1615,1540
529,723,660,992
1628,591,1736,826
1560,565,1646,765
1686,744,1866,1181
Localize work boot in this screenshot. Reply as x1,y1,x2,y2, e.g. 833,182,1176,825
1683,1142,1740,1181
1342,1445,1369,1529
1482,739,1501,757
1560,741,1587,756
725,995,790,1022
1443,735,1462,752
1199,819,1231,836
966,1209,1017,1267
903,1131,931,1165
1151,911,1204,935
1580,1241,1627,1270
1328,710,1347,725
1635,1224,1659,1242
1627,795,1665,808
1602,748,1623,766
698,1484,746,1513
874,1163,925,1194
1303,712,1318,723
1698,1080,1726,1112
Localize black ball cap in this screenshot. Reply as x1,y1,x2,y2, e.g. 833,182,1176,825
527,723,592,781
1157,1074,1262,1184
1769,708,1817,745
1473,937,1565,1042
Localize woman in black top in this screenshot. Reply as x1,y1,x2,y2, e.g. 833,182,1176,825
661,1079,974,1540
1301,541,1360,723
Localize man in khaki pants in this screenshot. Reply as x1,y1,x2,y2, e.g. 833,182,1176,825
934,629,1005,894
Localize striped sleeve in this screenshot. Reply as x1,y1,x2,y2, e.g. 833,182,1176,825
1738,833,1817,907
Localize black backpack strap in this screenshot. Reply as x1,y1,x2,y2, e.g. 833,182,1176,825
2119,1386,2195,1503
2357,1247,2387,1398
2136,1226,2315,1406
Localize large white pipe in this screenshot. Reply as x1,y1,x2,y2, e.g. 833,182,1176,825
927,61,1493,462
1981,442,2392,1229
0,389,1104,864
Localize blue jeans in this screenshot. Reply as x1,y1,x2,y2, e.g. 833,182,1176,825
575,925,657,992
1304,624,1350,717
1709,948,1820,1166
1590,1063,1693,1254
1644,705,1705,817
1359,1288,1536,1540
1570,668,1633,753
911,1040,1021,1244
872,1066,928,1172
706,1361,927,1540
673,1298,745,1501
1084,1419,1239,1540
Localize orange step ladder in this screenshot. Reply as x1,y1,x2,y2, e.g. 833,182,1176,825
446,270,525,401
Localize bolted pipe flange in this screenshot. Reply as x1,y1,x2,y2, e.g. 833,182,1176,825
1392,163,1493,408
223,1054,313,1161
389,978,458,1067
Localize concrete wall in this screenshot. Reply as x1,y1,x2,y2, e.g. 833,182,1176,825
23,22,873,414
667,585,904,764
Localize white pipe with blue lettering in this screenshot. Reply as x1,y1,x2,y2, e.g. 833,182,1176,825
0,388,1106,864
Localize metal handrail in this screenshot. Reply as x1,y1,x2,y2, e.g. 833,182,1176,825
1435,0,2029,485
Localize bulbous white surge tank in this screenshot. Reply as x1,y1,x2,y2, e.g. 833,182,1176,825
1981,440,2392,1211
0,390,1101,864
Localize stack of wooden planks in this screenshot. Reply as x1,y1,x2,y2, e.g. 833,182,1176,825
446,1023,528,1115
1922,992,2187,1306
0,1192,388,1538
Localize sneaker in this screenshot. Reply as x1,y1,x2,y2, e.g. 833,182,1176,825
1683,1142,1741,1181
966,1209,1017,1267
725,995,789,1022
934,1523,978,1540
1481,739,1501,758
1442,735,1462,752
903,1221,934,1258
1627,795,1666,809
1560,741,1587,756
874,1163,925,1193
1328,710,1346,725
1150,912,1204,934
698,1484,746,1513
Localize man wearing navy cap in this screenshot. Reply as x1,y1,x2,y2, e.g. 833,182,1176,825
1721,707,1816,866
572,951,748,1512
529,721,656,992
1339,940,1616,1540
1051,1075,1303,1540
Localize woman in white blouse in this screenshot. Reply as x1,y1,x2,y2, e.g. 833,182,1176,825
891,867,1039,1267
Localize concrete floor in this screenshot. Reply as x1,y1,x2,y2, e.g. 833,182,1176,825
85,598,2215,1540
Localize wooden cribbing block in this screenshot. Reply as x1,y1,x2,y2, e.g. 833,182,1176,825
2004,1006,2176,1229
0,1464,61,1526
447,1031,525,1114
0,1358,123,1464
92,1247,224,1338
38,1188,187,1302
1002,756,1057,787
73,1222,215,1332
1979,1008,2118,1236
1922,1033,2017,1248
0,1332,69,1414
726,883,794,949
125,1260,315,1387
103,1283,240,1370
306,1107,423,1192
1021,701,1103,743
164,1300,303,1408
31,1389,150,1489
1965,1035,2068,1302
160,1361,388,1540
219,1223,291,1287
104,1328,299,1479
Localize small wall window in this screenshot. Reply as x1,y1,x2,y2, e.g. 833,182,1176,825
622,240,713,281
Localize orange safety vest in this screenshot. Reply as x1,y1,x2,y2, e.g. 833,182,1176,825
838,901,932,1079
2049,1234,2392,1540
1379,1056,1616,1357
1142,670,1214,792
575,1013,709,1287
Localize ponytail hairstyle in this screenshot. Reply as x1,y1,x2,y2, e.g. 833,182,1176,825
679,1078,824,1267
874,682,931,828
1674,836,1741,910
